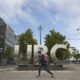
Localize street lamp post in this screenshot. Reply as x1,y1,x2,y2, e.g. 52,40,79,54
38,25,43,45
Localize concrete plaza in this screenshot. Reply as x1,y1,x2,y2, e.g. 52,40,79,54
0,64,80,80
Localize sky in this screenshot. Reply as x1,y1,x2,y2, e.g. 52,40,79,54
0,0,80,51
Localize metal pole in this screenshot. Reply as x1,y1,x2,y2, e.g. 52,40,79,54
38,25,43,45
38,25,41,44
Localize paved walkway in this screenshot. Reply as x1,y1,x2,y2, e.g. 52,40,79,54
0,64,80,80
0,71,73,80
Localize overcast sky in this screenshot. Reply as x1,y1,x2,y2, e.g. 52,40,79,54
0,0,80,51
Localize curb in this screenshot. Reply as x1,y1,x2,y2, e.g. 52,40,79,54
0,68,15,72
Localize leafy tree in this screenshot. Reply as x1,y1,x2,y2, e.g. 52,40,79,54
73,54,80,62
18,33,25,45
18,29,37,45
4,47,13,64
45,29,66,49
24,29,37,44
18,33,26,61
18,29,37,62
45,29,70,62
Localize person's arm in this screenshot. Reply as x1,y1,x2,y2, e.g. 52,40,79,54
34,54,41,65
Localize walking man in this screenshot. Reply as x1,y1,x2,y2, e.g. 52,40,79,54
37,54,54,78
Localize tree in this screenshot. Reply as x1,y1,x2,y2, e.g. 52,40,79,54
18,29,37,63
18,29,37,45
73,54,80,62
18,33,25,45
45,29,70,62
24,29,37,44
4,47,13,64
45,29,67,48
18,33,26,61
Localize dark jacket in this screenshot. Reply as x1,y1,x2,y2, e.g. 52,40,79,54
39,55,46,64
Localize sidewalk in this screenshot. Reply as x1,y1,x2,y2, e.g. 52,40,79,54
0,64,80,80
0,65,17,71
0,70,74,80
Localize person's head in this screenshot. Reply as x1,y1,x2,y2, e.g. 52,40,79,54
38,48,43,53
41,54,44,58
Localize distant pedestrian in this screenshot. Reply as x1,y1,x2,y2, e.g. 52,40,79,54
37,54,54,78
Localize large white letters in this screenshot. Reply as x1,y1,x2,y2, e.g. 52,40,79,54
50,44,67,64
27,45,32,63
14,44,70,64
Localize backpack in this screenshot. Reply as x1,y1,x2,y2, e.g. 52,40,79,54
44,55,48,63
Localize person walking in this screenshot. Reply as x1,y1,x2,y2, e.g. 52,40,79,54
37,54,54,78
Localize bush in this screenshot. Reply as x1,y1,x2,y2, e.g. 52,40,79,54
56,48,71,60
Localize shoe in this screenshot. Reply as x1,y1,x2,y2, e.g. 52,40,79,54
51,74,54,78
36,75,40,78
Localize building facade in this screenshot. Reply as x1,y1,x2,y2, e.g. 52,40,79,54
0,18,16,65
5,25,16,48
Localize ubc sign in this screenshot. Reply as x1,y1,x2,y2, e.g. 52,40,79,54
14,44,70,64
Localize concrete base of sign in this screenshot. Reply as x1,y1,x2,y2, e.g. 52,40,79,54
17,64,63,71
